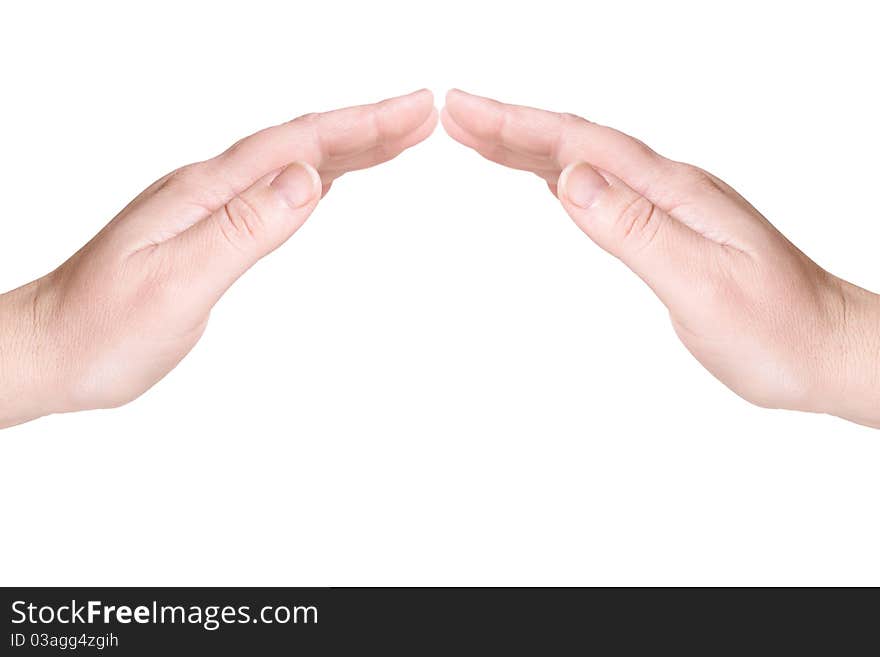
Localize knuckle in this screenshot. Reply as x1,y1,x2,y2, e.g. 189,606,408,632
160,163,206,193
218,195,265,250
615,195,661,251
154,162,227,208
560,111,588,127
558,112,588,141
292,111,319,125
678,163,725,195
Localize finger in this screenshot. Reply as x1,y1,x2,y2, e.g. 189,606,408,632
207,88,437,191
444,89,772,251
444,89,676,199
164,161,322,305
557,161,728,313
440,107,559,183
114,90,437,250
318,107,438,185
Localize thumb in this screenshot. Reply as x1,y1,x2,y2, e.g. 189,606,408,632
557,161,710,308
169,161,322,301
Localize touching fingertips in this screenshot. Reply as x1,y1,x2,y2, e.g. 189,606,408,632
559,162,608,208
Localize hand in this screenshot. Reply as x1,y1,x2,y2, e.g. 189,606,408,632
0,90,437,428
442,89,880,428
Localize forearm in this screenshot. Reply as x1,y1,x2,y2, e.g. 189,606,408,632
0,277,59,428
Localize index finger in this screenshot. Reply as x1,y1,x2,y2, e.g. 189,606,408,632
443,89,679,204
208,88,437,189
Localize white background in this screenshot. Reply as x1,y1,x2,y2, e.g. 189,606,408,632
1,1,879,586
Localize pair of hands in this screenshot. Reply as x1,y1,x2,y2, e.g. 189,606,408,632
1,89,877,429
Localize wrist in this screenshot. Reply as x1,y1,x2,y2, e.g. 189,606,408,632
0,275,65,428
815,275,880,428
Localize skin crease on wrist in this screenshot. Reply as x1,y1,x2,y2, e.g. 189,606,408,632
0,279,60,428
0,88,878,430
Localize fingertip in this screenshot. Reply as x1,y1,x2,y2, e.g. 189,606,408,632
557,161,576,190
444,88,471,112
424,106,441,133
442,89,503,138
558,161,610,210
439,106,454,131
439,106,475,148
556,162,573,202
445,88,464,104
446,88,498,106
270,161,322,208
389,88,435,111
446,88,483,102
376,89,437,139
303,160,322,193
399,106,440,149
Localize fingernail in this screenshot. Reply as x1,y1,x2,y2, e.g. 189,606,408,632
560,162,608,208
271,162,320,208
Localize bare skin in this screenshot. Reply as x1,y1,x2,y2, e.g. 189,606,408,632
442,89,880,428
2,88,878,429
0,90,438,428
